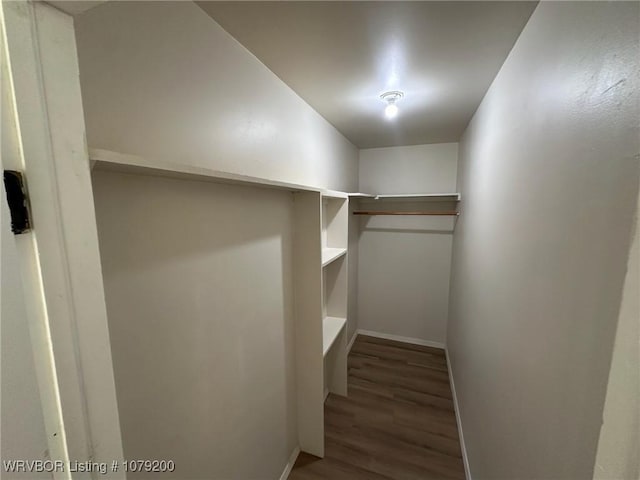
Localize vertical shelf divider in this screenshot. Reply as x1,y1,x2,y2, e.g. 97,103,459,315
292,191,324,458
293,190,349,459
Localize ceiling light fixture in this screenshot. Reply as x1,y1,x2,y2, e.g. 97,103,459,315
381,91,404,119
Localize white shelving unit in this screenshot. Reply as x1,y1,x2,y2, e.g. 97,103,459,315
321,192,348,395
90,149,349,460
290,190,349,459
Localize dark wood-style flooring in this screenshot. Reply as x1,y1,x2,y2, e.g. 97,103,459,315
289,334,466,480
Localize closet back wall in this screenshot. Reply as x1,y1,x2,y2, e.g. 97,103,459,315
92,170,297,479
357,143,458,346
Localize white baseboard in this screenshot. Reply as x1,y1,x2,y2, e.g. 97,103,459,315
346,331,358,354
279,446,300,480
356,329,446,350
445,350,471,480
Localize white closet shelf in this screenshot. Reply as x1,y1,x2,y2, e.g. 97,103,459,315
348,192,376,198
90,148,353,196
322,190,349,199
357,193,461,202
323,316,347,356
322,248,347,267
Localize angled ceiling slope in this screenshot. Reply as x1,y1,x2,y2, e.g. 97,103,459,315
198,1,537,148
47,1,108,16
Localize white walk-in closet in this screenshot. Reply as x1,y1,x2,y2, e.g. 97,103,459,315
2,1,638,480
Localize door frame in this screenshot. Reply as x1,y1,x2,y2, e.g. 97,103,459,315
1,1,124,476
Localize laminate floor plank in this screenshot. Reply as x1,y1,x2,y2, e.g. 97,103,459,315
289,334,465,480
350,343,448,370
349,354,451,382
291,452,394,480
350,366,455,400
356,335,448,357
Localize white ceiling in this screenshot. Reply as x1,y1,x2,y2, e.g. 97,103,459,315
198,1,537,148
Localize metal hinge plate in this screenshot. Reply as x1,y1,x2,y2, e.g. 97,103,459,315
3,170,32,234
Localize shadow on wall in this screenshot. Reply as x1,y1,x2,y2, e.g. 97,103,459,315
358,216,456,235
91,170,290,272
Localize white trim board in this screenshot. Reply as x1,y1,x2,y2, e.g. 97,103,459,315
356,329,446,350
279,446,300,480
346,331,358,354
446,350,472,480
2,1,125,471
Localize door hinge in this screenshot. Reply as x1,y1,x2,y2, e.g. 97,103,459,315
3,170,31,234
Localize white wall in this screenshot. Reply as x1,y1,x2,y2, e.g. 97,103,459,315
359,143,458,195
1,59,50,478
92,170,298,479
448,2,640,478
594,190,639,480
357,144,458,345
1,187,50,480
74,1,358,192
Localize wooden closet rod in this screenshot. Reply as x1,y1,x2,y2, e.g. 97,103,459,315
353,211,460,216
